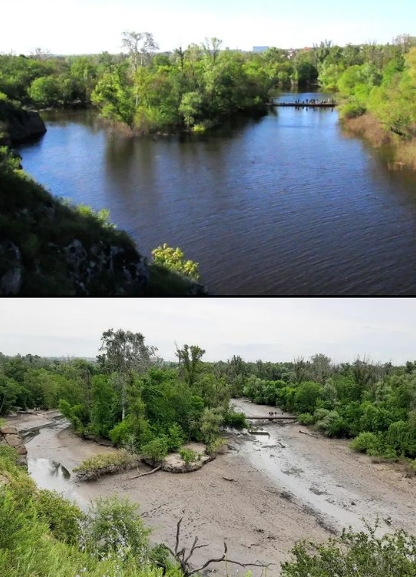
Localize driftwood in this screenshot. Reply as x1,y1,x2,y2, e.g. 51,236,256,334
162,516,274,577
299,430,316,438
128,465,162,480
222,476,236,482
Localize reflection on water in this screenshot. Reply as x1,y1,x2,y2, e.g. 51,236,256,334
28,458,86,508
17,93,416,295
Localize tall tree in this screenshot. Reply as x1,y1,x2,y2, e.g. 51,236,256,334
98,329,158,419
175,343,205,388
121,31,159,72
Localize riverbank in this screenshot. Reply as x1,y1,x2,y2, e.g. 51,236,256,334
6,404,416,576
0,148,208,296
341,112,416,170
6,410,328,576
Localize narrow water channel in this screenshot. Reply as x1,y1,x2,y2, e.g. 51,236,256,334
24,418,88,509
17,92,416,295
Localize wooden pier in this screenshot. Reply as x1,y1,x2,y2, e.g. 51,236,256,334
244,415,297,420
267,102,336,107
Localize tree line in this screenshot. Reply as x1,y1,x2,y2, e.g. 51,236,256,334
1,32,415,137
1,339,416,461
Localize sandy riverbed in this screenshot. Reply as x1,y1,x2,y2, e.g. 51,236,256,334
6,402,416,576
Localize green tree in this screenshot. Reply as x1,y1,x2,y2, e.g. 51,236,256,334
98,328,158,420
175,343,206,388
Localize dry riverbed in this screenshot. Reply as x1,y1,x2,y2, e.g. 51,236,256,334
6,402,416,577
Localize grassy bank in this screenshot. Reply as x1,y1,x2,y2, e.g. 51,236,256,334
340,111,416,170
0,147,207,296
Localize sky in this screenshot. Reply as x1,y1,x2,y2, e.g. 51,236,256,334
1,298,416,364
1,0,414,55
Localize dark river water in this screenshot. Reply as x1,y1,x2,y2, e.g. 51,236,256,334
17,92,416,295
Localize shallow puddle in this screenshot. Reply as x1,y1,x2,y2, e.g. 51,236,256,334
28,457,87,508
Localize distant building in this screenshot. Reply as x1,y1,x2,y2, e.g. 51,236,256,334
252,46,270,53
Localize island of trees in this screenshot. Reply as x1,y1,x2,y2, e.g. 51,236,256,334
1,32,416,167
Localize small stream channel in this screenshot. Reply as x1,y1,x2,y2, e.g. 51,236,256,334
23,416,88,509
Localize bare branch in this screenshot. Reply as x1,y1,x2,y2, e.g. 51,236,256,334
184,536,199,564
128,464,161,480
187,541,228,575
175,517,183,555
170,517,273,577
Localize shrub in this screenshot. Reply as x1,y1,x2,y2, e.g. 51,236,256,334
386,420,416,457
294,381,324,414
73,450,138,480
298,413,315,425
281,524,416,577
167,423,186,451
316,409,346,437
80,496,150,562
206,436,226,456
224,410,248,429
340,102,366,119
35,489,84,544
200,407,224,445
151,243,200,281
179,448,197,465
140,437,169,464
109,419,134,447
350,431,380,453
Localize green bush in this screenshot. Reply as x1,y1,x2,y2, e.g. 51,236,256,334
80,496,150,561
179,448,197,465
140,437,169,463
206,436,226,456
294,381,324,414
0,487,46,551
200,407,224,445
315,409,346,437
167,423,186,451
73,450,138,476
224,410,248,429
340,102,366,119
109,418,134,447
151,243,200,281
35,489,84,544
298,413,316,425
350,431,380,453
281,525,416,577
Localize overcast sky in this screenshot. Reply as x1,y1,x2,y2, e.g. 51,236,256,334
1,298,415,364
1,0,414,55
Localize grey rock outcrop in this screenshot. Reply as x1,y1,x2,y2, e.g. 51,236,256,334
61,238,150,295
0,425,28,468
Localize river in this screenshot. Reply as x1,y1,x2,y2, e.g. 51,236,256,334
17,92,416,295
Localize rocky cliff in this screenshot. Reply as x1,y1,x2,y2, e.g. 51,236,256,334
0,425,27,468
0,100,46,145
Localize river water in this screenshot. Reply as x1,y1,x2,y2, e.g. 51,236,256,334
17,92,416,295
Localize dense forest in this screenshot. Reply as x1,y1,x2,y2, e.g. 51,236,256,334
1,334,416,462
